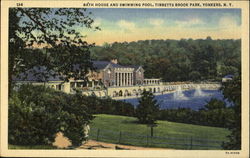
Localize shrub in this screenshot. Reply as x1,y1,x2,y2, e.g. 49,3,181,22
9,84,93,147
61,92,93,147
83,96,135,117
9,85,63,145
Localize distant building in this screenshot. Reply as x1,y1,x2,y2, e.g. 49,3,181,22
12,66,71,92
91,60,145,87
13,59,161,94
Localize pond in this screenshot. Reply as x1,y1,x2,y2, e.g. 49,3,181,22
119,89,232,111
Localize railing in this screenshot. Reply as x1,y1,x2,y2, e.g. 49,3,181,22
89,128,225,150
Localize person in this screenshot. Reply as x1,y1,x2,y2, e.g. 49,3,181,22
83,124,90,143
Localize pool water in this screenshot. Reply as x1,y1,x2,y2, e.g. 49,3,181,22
120,89,232,111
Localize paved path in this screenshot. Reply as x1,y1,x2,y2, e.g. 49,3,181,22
77,140,172,150
53,132,172,150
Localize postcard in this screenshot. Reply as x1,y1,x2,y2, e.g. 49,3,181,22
0,0,249,157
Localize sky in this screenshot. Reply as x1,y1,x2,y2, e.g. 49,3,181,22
77,8,241,45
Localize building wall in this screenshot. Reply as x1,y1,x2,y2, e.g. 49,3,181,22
88,71,102,81
64,82,71,93
14,81,71,93
134,67,144,85
102,67,115,87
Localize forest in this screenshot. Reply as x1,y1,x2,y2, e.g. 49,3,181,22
90,37,241,82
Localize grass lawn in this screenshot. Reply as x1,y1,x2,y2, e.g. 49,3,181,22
89,114,230,150
8,144,57,149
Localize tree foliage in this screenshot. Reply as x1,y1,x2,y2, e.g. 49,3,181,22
158,99,234,128
60,92,93,147
9,84,93,147
91,38,240,82
221,75,241,149
9,8,99,93
136,90,159,124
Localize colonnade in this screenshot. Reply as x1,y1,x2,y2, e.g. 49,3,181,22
115,72,134,87
144,79,160,85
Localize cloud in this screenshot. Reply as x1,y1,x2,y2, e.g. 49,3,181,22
175,18,204,26
93,18,102,27
219,16,239,28
83,17,241,45
117,20,136,31
149,18,164,26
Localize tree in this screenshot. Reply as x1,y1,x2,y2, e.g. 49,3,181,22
9,85,64,145
221,75,241,149
61,91,93,147
8,84,94,147
136,90,159,124
204,98,226,110
9,8,99,94
90,39,240,82
200,98,234,127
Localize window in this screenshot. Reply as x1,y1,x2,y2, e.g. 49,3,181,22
56,85,62,90
107,68,111,78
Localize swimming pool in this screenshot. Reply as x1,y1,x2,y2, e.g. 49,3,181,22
120,89,232,111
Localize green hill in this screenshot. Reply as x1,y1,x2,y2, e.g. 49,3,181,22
89,114,230,150
91,39,241,82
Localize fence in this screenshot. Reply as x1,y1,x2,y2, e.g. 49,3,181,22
88,128,225,150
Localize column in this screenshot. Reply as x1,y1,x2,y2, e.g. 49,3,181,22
129,73,131,86
126,73,129,86
130,73,132,85
120,72,123,86
119,73,121,87
117,73,119,86
123,73,125,86
122,73,125,86
115,73,117,86
131,73,134,85
128,73,130,86
126,73,128,86
124,73,126,86
131,72,134,86
117,72,120,86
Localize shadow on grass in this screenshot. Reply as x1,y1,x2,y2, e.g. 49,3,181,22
8,144,58,149
121,119,142,124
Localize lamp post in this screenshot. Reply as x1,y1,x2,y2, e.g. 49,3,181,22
147,123,157,137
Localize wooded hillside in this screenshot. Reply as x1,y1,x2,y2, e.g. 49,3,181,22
91,38,241,82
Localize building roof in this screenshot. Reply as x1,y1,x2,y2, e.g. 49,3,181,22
13,61,142,82
223,74,234,79
92,61,110,69
129,65,141,70
13,66,63,82
92,61,126,69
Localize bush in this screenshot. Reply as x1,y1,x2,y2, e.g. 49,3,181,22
157,98,234,128
61,92,93,147
83,96,135,117
9,84,93,147
9,85,63,145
